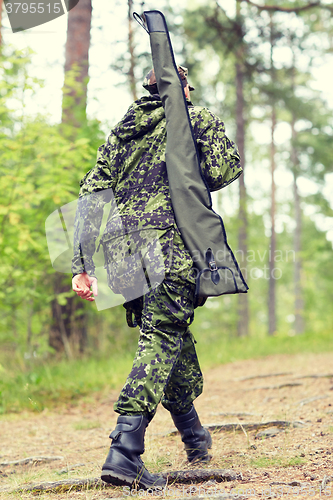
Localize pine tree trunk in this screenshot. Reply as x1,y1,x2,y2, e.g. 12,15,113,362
291,118,304,334
236,60,249,337
268,15,277,336
268,106,277,335
235,2,249,337
50,0,92,356
62,0,92,126
128,0,137,101
290,52,304,335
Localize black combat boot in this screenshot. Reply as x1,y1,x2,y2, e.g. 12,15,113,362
171,406,212,463
101,414,167,490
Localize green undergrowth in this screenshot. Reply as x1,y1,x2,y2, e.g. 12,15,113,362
249,456,306,468
194,327,333,370
0,351,135,415
0,329,332,415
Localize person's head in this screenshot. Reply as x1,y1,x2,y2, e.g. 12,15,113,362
142,65,195,98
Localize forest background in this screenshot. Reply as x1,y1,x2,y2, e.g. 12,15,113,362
0,0,332,414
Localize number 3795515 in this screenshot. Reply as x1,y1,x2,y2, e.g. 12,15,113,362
5,3,62,14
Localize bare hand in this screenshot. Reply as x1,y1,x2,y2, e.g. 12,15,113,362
72,272,98,302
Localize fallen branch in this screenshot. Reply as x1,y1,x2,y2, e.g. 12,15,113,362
210,412,261,417
0,477,103,494
0,456,64,467
245,382,302,390
163,469,239,483
270,481,305,487
236,372,293,381
166,420,306,436
56,463,85,475
1,469,239,494
296,395,328,406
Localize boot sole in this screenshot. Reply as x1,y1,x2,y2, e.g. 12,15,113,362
101,465,166,490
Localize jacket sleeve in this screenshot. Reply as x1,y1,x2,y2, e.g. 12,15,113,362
194,108,243,192
71,134,118,278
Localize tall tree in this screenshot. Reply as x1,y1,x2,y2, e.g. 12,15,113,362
235,1,249,337
50,0,92,356
127,0,138,101
268,14,277,335
290,50,304,334
62,0,92,127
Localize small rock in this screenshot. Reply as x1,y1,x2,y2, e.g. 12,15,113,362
322,476,333,489
255,427,281,439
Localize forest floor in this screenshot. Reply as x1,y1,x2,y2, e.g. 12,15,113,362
1,351,333,500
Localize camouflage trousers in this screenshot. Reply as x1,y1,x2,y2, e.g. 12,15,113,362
113,228,203,419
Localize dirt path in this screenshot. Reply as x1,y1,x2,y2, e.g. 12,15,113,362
1,352,333,499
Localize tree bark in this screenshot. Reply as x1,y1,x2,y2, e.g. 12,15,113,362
268,17,277,336
236,60,249,337
291,118,304,334
127,0,137,101
293,172,304,334
50,0,92,356
235,3,249,337
268,106,277,335
62,0,92,126
290,54,304,335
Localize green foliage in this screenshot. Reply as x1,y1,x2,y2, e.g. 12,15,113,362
194,326,333,371
249,455,306,468
73,421,101,430
0,349,135,414
0,47,105,356
0,325,332,414
301,218,333,332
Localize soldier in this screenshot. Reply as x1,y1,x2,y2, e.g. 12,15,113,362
72,66,243,490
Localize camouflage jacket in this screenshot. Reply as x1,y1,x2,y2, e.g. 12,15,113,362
71,95,242,278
